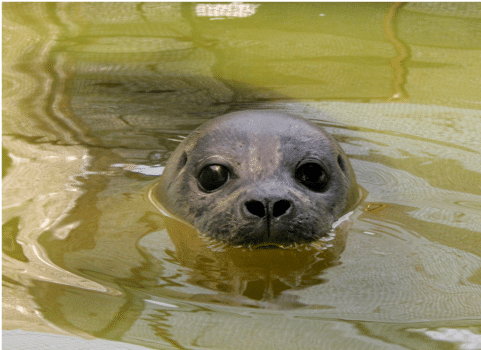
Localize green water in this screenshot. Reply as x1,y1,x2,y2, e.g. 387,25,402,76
3,3,481,349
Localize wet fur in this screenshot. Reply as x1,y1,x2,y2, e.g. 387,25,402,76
155,110,358,246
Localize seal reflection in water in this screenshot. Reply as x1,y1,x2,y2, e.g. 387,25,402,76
154,110,359,248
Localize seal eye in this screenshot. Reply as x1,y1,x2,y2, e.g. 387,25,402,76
295,162,329,192
198,164,230,192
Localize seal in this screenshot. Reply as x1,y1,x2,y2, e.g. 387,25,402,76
154,110,358,247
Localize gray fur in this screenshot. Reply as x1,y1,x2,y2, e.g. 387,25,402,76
155,110,358,247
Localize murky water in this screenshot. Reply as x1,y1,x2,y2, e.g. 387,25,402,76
3,3,481,349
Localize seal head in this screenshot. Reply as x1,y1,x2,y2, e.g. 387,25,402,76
155,110,358,247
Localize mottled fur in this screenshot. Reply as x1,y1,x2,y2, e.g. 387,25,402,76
155,110,358,247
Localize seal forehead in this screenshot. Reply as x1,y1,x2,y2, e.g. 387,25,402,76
191,111,336,176
246,135,282,179
210,110,316,135
195,110,325,144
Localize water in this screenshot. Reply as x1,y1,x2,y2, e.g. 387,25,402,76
3,3,481,349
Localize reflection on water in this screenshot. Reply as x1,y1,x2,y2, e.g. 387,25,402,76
3,3,481,349
142,193,351,306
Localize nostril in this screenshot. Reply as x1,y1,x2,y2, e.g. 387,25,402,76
272,200,291,218
245,200,266,218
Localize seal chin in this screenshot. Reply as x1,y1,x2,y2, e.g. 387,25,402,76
251,244,281,250
229,230,324,250
221,220,329,248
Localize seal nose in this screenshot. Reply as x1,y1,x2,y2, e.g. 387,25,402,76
244,199,292,218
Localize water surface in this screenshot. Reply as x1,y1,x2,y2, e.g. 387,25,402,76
3,3,481,349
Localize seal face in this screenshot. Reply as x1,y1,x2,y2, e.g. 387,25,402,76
155,110,358,247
